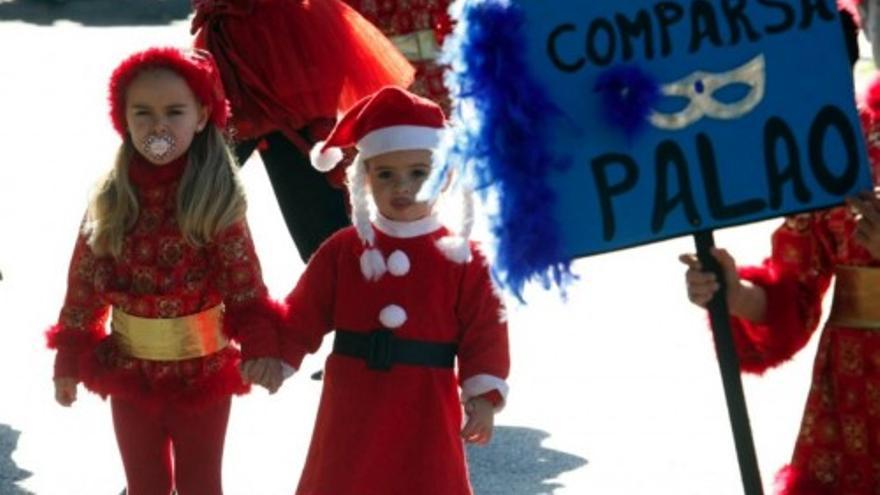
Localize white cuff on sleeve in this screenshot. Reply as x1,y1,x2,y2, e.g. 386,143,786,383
461,373,509,412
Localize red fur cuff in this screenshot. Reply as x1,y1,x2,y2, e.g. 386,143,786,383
45,323,104,350
224,296,284,361
729,264,812,375
46,324,106,379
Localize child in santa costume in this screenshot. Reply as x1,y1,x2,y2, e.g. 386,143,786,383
46,47,282,495
680,12,880,493
190,0,415,262
276,86,510,495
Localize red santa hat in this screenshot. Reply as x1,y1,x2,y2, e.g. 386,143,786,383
313,86,473,281
310,85,446,172
108,46,230,137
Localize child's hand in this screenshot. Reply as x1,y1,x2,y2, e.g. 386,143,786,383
461,397,494,445
678,247,743,309
54,377,78,407
848,191,880,260
240,357,284,394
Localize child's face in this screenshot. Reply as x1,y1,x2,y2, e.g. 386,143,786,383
124,68,209,166
366,149,433,222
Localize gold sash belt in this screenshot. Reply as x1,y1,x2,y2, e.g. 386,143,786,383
827,266,880,329
390,29,438,62
111,305,228,361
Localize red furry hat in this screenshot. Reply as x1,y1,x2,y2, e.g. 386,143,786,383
108,47,230,136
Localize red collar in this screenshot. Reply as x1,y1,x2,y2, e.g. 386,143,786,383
128,153,188,188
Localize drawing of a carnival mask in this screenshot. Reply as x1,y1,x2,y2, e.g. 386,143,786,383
649,54,766,130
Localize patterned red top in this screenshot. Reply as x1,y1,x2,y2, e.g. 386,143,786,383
728,82,880,492
344,0,453,112
47,153,278,410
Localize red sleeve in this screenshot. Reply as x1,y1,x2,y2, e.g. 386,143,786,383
728,214,833,374
210,220,283,361
46,231,110,379
456,246,510,403
279,233,341,370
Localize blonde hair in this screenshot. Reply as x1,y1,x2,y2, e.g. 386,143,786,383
84,126,246,257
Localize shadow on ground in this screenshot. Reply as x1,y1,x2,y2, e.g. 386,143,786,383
0,424,33,495
0,0,191,26
467,426,587,495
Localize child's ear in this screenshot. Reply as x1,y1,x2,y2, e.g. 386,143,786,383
196,105,210,132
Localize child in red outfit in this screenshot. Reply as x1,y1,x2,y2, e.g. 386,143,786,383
679,14,880,492
46,47,281,495
277,86,510,495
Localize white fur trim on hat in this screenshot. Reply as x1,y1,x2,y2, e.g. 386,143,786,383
360,248,387,281
358,125,442,160
387,250,410,276
461,374,509,412
379,304,407,328
310,141,344,172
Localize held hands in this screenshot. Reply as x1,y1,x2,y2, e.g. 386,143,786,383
848,190,880,260
240,357,284,394
460,397,495,445
54,377,78,407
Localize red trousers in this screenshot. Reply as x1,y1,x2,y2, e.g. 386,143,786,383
111,396,231,495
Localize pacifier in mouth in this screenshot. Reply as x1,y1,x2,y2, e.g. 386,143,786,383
142,132,177,161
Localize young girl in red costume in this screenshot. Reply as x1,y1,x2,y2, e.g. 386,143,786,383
276,86,510,495
679,12,880,493
46,47,282,495
190,0,415,262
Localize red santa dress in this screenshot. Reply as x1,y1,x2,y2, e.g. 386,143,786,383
46,153,279,412
280,214,510,495
727,79,880,494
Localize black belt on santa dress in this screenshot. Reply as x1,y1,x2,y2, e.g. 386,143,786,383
333,329,457,371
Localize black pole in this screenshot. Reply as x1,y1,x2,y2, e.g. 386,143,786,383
693,230,764,495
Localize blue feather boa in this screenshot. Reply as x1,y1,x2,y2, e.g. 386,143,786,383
438,0,573,300
594,65,660,139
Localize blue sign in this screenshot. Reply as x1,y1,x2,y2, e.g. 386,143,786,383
516,0,870,257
